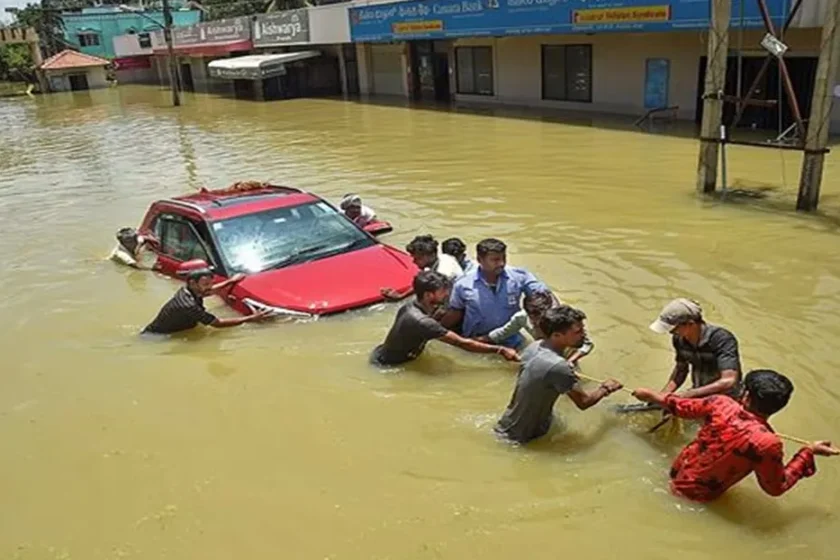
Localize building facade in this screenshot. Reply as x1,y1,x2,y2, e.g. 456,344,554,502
62,5,202,60
39,49,110,92
347,0,840,132
104,0,840,133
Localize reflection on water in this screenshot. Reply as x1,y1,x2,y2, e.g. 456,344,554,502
1,86,839,559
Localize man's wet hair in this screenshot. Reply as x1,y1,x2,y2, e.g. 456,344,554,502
539,305,586,337
406,235,439,256
442,238,467,258
524,292,554,319
413,270,450,299
476,238,506,258
744,369,794,415
185,270,214,282
116,227,140,254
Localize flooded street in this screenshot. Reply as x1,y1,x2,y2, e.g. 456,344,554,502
2,86,840,559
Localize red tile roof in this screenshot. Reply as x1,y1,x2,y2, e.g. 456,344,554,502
40,49,110,70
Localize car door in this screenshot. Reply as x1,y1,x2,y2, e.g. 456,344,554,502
150,212,217,278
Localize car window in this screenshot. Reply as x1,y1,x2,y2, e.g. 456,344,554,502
158,216,211,263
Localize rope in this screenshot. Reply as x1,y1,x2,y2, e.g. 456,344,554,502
575,371,838,451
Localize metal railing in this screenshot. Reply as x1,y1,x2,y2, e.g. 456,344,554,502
634,105,680,131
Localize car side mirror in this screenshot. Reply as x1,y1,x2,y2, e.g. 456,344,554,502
176,259,213,277
363,222,393,237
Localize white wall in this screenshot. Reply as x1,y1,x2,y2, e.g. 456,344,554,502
451,30,824,122
360,43,407,96
308,4,351,44
791,0,830,28
113,33,153,57
45,67,108,92
286,0,412,47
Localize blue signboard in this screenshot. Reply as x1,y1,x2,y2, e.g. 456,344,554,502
349,0,787,43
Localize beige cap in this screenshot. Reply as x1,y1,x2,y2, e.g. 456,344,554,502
649,298,703,334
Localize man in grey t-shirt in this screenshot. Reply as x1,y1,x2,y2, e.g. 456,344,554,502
495,306,622,444
372,270,519,366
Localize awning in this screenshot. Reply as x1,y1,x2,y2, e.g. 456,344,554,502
207,50,320,81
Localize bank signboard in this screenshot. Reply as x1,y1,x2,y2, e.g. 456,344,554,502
254,10,310,45
349,0,788,42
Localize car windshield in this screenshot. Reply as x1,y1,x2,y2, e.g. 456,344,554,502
210,201,375,274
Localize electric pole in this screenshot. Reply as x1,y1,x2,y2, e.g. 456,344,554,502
696,0,732,194
796,0,840,211
163,0,181,107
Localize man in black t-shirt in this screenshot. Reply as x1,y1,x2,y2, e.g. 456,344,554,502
372,270,519,366
649,298,743,398
143,264,268,335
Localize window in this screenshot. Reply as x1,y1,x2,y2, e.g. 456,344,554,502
542,45,592,102
155,215,211,263
456,46,493,96
138,32,152,49
78,33,101,47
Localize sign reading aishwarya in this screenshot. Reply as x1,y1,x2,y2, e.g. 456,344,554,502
172,16,251,46
254,10,310,46
349,0,788,42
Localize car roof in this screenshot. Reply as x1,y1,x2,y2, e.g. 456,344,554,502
161,182,321,220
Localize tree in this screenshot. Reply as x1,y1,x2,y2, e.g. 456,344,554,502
0,44,35,82
13,1,68,58
200,0,306,21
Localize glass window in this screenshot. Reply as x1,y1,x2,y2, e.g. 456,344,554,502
138,32,152,49
456,46,493,96
542,45,592,103
211,201,375,274
78,33,101,47
159,218,211,263
456,48,475,94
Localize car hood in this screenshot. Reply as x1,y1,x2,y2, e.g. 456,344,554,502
231,244,416,315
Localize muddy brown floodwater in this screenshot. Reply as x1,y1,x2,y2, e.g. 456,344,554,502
1,86,839,559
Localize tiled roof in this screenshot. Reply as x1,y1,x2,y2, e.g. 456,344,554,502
40,49,110,70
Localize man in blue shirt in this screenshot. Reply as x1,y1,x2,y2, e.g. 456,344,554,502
441,238,550,348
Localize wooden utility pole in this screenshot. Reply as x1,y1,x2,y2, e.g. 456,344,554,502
696,0,732,194
797,0,840,211
162,0,181,107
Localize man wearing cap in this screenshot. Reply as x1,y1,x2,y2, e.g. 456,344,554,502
649,298,742,398
142,264,268,335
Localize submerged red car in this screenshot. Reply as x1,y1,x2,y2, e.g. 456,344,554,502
136,182,416,317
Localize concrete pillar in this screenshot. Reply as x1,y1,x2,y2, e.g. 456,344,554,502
337,44,349,98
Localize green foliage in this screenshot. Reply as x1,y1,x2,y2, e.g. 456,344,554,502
201,0,306,21
0,44,35,82
13,2,67,57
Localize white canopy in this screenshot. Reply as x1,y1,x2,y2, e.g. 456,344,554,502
208,51,321,80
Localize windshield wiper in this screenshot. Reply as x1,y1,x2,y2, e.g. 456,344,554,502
265,237,371,271
266,244,328,270
331,237,370,252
